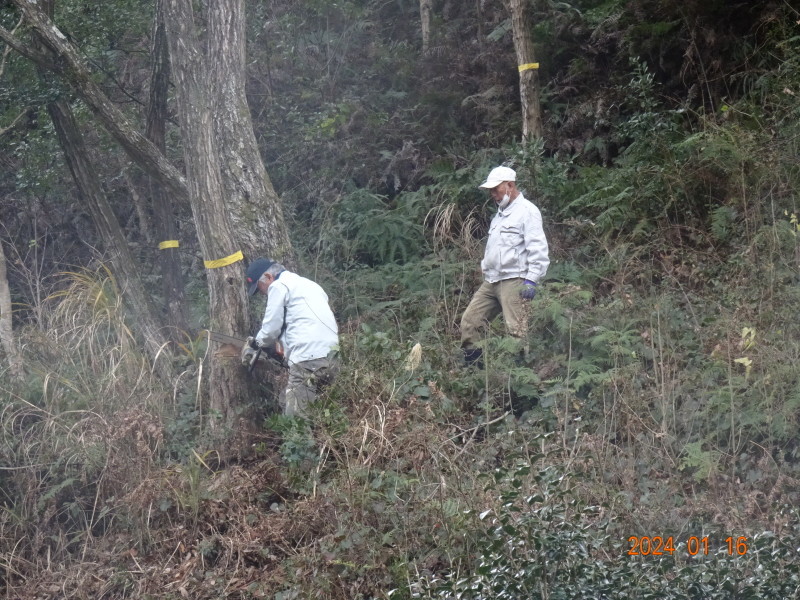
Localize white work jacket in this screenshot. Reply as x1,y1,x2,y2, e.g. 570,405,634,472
481,193,550,284
255,271,339,366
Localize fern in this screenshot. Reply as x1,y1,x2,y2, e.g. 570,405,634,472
710,205,737,243
322,189,426,265
585,323,641,364
569,359,610,390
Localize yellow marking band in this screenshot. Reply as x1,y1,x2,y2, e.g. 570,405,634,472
518,62,540,72
204,250,244,269
158,240,179,250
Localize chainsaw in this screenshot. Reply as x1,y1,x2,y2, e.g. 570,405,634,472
204,330,288,373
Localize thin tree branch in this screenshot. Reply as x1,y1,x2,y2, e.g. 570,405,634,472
0,16,24,77
0,107,30,139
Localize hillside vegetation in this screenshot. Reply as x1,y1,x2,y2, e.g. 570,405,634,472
1,0,800,598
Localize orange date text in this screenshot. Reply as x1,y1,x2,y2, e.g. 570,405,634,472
627,536,749,556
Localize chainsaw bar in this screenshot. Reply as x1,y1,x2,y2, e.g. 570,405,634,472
204,329,247,346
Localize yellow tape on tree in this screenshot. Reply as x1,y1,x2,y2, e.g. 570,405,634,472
518,62,540,72
158,240,180,250
203,250,244,269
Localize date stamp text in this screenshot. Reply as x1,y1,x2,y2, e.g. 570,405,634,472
627,536,749,556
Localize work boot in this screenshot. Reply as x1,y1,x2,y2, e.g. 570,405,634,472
462,347,484,369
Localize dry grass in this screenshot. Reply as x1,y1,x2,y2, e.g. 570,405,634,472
425,201,483,260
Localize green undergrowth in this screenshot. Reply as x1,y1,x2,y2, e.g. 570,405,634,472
3,42,800,599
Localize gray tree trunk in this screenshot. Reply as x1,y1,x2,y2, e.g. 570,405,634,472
207,0,292,263
2,0,293,275
507,0,543,140
420,0,433,53
147,0,190,338
5,0,289,451
0,239,23,381
164,0,259,455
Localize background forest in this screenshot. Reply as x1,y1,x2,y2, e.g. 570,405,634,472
1,0,800,598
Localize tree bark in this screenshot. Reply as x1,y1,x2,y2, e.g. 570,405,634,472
420,0,433,54
47,100,174,379
164,0,258,454
507,0,543,140
4,0,189,202
0,239,23,381
207,0,292,263
147,0,190,337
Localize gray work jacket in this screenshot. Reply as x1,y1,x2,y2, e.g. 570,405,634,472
481,193,550,284
255,271,339,366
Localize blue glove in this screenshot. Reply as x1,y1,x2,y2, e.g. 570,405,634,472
520,280,537,300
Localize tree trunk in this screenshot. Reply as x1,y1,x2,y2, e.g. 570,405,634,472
0,239,23,381
47,100,174,380
4,0,190,338
507,0,543,140
123,168,153,244
207,0,293,263
164,0,258,455
420,0,433,54
4,0,189,203
476,0,484,52
147,0,190,338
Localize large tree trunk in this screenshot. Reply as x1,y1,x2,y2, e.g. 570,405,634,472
47,100,174,379
146,0,189,338
0,239,23,381
164,0,258,455
4,0,288,451
207,1,292,263
507,0,543,140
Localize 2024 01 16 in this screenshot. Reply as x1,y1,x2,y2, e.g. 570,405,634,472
627,536,749,556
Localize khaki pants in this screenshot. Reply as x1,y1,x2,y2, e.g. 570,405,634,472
460,278,530,349
282,357,339,418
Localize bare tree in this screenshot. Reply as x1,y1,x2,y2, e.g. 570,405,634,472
507,0,543,140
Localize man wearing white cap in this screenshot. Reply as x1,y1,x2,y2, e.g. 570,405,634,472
460,166,550,366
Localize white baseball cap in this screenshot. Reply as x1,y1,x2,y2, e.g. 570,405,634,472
478,166,516,189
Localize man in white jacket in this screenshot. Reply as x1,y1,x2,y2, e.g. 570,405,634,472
460,166,550,366
244,258,339,417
